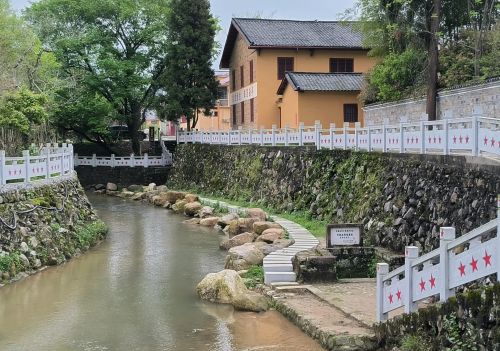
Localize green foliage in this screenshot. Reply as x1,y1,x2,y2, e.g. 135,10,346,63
443,313,479,351
400,335,431,351
365,48,427,103
0,88,48,134
0,252,24,274
242,265,264,289
159,0,218,131
27,0,171,153
74,220,108,248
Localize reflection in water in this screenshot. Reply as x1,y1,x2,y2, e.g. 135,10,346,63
0,194,323,351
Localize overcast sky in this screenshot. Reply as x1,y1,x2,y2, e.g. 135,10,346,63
10,0,358,68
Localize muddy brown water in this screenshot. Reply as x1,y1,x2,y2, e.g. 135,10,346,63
0,194,324,351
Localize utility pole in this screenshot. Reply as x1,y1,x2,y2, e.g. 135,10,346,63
426,0,441,121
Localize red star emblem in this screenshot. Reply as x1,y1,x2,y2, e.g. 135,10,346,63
416,137,418,143
458,262,466,276
483,250,492,267
429,275,436,289
388,293,394,304
492,139,496,147
396,290,402,300
470,257,478,272
484,137,488,145
453,136,457,143
465,136,469,144
428,137,432,143
459,135,463,143
434,137,437,143
419,278,426,292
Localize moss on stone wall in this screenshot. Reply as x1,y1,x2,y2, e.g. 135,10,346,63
169,145,499,254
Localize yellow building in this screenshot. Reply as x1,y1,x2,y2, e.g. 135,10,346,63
220,18,376,129
180,72,231,131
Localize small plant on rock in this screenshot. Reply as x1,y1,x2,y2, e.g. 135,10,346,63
400,334,431,351
242,265,264,289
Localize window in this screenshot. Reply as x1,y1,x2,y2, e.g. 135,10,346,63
217,87,228,100
241,101,245,123
213,111,218,117
330,58,354,73
277,57,294,80
250,98,254,122
232,105,237,125
240,65,244,88
344,104,358,123
231,70,236,90
250,60,254,83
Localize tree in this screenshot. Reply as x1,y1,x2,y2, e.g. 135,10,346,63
159,0,218,131
426,0,441,121
26,0,170,153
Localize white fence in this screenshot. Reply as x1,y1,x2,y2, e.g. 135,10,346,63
178,117,500,160
74,150,172,168
376,196,500,322
0,143,74,185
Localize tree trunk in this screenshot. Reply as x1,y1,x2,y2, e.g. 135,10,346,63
426,0,441,121
129,104,143,155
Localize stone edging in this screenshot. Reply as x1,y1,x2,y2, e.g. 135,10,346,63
200,197,319,285
0,172,78,194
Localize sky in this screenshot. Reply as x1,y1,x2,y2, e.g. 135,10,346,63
10,0,358,69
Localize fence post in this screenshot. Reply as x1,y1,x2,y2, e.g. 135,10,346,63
420,121,425,154
444,120,450,156
23,150,30,183
0,150,5,185
91,154,97,168
496,195,500,281
111,154,116,168
355,122,361,150
472,116,479,156
330,123,335,150
376,263,389,322
69,144,74,171
227,131,231,145
272,125,277,146
400,122,405,153
383,120,388,153
404,246,419,314
60,145,65,176
367,125,372,151
144,153,149,168
238,127,242,145
260,128,264,146
130,154,135,167
439,227,456,302
299,123,305,147
249,129,253,145
314,121,321,151
45,144,51,178
284,125,289,146
343,122,348,150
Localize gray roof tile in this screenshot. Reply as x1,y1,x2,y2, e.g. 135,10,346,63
233,18,364,48
278,72,364,94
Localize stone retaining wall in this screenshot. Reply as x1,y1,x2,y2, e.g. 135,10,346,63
0,176,106,284
76,166,170,187
169,145,499,254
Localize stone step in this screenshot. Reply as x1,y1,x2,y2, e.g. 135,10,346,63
264,271,297,284
263,263,293,272
270,281,300,288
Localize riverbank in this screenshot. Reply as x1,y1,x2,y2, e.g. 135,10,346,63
0,176,108,287
94,183,381,350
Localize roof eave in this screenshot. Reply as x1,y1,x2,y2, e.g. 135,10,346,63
248,45,368,51
219,20,253,69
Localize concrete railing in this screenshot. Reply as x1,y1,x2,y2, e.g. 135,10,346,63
74,151,172,168
376,195,500,322
0,143,74,186
178,117,500,160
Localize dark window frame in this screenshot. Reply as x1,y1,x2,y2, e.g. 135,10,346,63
240,65,244,88
232,105,237,125
250,98,254,122
277,57,294,80
231,70,236,90
241,101,245,123
343,104,358,123
330,58,354,73
250,60,254,83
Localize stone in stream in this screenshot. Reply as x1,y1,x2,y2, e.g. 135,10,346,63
200,217,219,227
183,218,201,225
196,269,268,312
219,232,257,250
246,208,267,221
218,213,239,228
198,206,214,219
224,243,265,270
172,199,187,213
184,202,202,216
106,183,118,191
165,191,187,204
127,185,143,192
256,228,285,244
184,194,199,203
253,221,282,235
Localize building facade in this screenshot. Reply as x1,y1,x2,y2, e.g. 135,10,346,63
220,18,376,129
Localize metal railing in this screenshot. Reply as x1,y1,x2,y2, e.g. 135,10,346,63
178,117,500,160
0,143,74,186
376,195,500,322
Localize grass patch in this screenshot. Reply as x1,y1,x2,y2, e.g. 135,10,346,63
75,220,108,249
242,265,264,289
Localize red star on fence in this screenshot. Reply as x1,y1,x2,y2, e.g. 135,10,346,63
429,275,436,289
388,293,394,304
465,136,470,144
484,137,488,145
470,257,478,272
458,262,466,276
483,250,492,267
419,278,426,292
459,136,463,143
396,290,402,300
492,138,496,147
453,136,457,143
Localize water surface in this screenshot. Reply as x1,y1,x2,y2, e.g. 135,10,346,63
0,194,323,351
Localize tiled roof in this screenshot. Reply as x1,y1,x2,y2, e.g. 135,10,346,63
233,18,364,49
277,72,364,94
220,18,366,68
